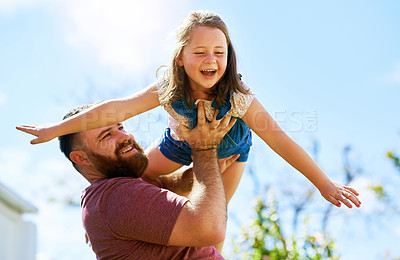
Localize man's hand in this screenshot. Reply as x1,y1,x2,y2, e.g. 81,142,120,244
179,101,236,151
169,102,236,247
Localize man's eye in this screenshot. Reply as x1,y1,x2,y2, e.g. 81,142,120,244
101,133,111,140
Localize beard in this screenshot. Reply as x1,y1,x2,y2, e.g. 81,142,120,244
87,139,149,179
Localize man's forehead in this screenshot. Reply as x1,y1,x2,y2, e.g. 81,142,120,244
80,124,121,139
79,127,102,138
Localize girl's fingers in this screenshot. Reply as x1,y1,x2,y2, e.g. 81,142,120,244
342,190,361,207
17,124,56,145
344,186,359,196
335,192,353,208
16,126,38,136
334,191,361,208
16,126,29,131
17,125,34,129
218,154,240,172
327,195,341,207
30,138,40,145
226,154,240,165
324,184,361,208
339,196,353,208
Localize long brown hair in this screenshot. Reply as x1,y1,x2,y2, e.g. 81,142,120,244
159,10,249,107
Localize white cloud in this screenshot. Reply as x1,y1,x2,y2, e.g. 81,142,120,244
1,0,191,78
55,0,189,78
385,61,400,85
34,203,95,259
0,0,47,14
0,92,7,107
0,148,31,188
349,177,388,214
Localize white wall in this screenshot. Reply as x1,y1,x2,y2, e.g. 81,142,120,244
0,196,37,260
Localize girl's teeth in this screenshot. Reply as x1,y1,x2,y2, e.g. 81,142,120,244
201,70,216,76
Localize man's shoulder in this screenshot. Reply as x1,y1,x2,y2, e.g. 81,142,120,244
91,177,155,189
83,177,157,197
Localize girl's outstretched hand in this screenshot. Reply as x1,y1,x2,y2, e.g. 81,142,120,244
16,123,58,144
320,182,361,208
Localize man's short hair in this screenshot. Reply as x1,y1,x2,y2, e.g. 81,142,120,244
58,102,100,172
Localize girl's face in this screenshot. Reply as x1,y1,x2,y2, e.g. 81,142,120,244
177,26,228,98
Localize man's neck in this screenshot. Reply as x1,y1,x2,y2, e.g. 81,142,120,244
82,168,105,184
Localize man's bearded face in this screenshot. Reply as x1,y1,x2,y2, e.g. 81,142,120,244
86,139,148,179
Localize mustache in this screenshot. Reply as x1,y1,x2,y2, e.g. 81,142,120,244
115,139,142,156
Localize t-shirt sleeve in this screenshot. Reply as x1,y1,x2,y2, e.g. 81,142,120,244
229,81,255,118
156,77,191,131
102,178,189,245
156,77,169,107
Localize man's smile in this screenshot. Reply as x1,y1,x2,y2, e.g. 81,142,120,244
120,146,136,155
116,139,141,156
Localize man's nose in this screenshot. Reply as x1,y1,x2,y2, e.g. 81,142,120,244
117,129,131,142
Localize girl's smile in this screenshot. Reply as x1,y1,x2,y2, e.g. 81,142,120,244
177,26,228,99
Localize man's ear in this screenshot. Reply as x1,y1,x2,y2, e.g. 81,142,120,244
70,151,90,166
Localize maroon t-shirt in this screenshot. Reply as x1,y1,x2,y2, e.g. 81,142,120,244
81,177,224,259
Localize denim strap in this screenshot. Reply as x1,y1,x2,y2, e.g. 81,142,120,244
170,91,233,129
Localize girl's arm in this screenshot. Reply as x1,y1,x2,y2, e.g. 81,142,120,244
17,82,160,144
242,98,361,208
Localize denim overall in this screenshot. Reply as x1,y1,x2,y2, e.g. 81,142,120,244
159,91,252,165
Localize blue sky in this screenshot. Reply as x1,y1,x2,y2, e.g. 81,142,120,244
1,0,400,259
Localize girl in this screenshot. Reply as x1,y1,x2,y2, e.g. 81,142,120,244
17,10,360,209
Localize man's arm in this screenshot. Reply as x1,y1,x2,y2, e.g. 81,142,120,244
157,166,194,197
167,102,236,247
156,155,240,197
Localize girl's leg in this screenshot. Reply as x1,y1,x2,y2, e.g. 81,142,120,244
221,161,246,203
143,142,183,179
215,161,246,253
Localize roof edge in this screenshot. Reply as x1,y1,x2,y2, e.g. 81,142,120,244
0,182,38,214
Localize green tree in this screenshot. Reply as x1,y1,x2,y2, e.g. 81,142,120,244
227,140,400,259
231,190,339,260
387,150,400,172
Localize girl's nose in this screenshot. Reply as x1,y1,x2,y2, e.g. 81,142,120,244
204,53,216,64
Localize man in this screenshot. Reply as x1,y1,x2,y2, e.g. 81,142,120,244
58,102,236,259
